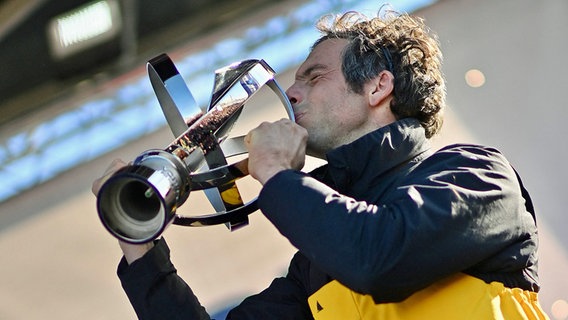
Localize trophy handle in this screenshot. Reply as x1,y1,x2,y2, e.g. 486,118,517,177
147,54,202,138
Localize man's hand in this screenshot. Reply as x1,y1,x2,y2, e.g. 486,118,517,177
91,158,127,195
92,158,154,264
244,119,308,185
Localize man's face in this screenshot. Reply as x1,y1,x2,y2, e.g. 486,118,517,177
286,38,372,158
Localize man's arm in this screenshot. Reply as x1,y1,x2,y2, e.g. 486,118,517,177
93,160,210,319
256,146,535,302
118,239,316,320
93,160,314,318
117,239,210,320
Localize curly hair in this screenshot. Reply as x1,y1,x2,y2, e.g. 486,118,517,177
313,9,446,138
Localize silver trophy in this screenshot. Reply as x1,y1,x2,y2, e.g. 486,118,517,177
97,53,294,244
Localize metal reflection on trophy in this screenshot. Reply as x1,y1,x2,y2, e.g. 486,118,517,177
97,53,294,244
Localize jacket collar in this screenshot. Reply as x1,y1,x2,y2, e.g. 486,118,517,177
317,118,432,193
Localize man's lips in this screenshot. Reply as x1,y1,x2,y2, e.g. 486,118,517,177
293,111,305,122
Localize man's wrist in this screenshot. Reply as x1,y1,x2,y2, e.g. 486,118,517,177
119,240,155,265
256,166,288,185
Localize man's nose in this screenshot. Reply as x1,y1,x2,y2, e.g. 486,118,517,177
285,84,301,105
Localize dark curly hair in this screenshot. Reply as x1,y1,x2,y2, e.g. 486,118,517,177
312,9,446,138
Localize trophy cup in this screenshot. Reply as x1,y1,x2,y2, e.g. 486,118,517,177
97,53,294,244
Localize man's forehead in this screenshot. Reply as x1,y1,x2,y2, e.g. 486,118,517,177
296,39,347,77
296,63,329,78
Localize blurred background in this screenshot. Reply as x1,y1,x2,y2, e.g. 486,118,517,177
0,0,567,318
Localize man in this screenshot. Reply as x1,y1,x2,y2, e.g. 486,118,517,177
93,9,549,319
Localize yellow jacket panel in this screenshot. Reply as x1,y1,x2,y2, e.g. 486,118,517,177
308,273,549,320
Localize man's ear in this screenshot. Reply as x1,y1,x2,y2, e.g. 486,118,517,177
368,71,394,107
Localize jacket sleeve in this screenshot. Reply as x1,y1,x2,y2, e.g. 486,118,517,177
117,238,211,320
257,145,536,302
118,239,316,319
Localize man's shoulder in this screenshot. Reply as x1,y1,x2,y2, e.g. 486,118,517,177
435,143,503,155
429,143,509,166
410,143,515,181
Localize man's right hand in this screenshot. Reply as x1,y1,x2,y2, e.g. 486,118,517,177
244,119,308,185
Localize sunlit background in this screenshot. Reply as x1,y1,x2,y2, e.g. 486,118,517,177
0,0,567,319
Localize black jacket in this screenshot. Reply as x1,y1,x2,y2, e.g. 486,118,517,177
118,119,540,319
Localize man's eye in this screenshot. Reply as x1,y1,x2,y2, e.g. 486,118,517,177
309,75,321,83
